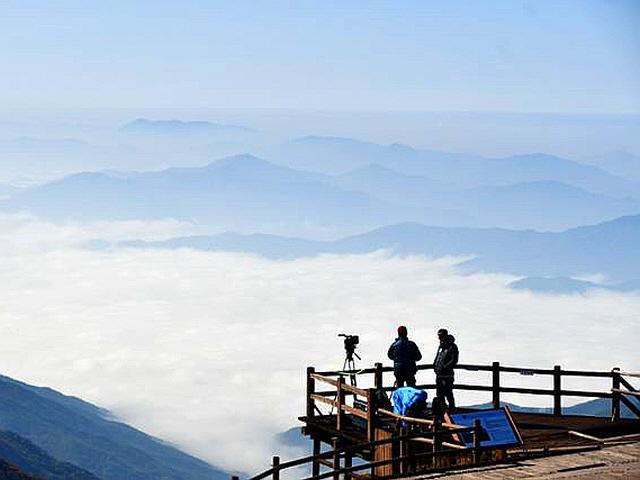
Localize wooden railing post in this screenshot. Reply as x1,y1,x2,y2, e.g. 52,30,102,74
473,419,482,465
374,362,383,390
553,365,562,416
432,417,442,454
492,361,500,409
312,436,321,477
612,368,621,421
307,367,316,419
399,426,408,475
336,376,345,432
344,448,352,480
366,388,377,442
332,437,340,480
272,456,280,480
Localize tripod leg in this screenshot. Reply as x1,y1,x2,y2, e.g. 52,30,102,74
348,359,357,386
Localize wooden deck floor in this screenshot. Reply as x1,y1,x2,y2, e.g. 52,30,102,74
509,412,640,450
412,441,640,479
302,411,640,451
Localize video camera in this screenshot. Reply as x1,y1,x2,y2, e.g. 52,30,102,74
338,334,360,360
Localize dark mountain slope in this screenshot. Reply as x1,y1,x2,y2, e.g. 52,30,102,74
0,375,226,480
0,430,98,480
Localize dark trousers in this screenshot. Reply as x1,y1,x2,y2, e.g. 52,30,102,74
394,369,416,387
436,376,456,411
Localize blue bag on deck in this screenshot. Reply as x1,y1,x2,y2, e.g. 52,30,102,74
391,387,428,417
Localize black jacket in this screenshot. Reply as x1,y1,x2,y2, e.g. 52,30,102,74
387,337,422,373
433,335,459,377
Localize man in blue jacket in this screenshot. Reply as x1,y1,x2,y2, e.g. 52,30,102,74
387,326,422,387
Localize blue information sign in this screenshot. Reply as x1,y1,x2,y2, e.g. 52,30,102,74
448,408,522,448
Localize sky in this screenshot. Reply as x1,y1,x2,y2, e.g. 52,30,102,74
2,0,639,113
1,214,639,473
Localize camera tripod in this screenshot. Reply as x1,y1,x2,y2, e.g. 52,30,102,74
342,349,361,386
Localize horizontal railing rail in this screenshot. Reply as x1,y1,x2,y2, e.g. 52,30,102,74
308,362,639,420
248,423,479,480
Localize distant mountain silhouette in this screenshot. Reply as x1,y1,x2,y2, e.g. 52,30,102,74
120,118,250,135
2,154,462,236
269,136,640,199
509,276,640,294
332,164,640,230
116,215,640,282
0,375,226,480
0,137,138,183
0,430,99,480
581,150,640,182
508,277,605,294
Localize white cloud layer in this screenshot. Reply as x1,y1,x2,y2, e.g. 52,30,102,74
0,216,638,474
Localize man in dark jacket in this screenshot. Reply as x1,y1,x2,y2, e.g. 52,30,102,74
387,326,422,387
433,328,459,411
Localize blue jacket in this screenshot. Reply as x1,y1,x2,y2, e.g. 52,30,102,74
387,337,422,373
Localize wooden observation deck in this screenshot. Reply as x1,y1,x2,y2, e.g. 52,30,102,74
245,362,640,480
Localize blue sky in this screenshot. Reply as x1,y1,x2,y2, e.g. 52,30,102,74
1,0,639,112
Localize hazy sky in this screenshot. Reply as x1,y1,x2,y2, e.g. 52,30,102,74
2,0,639,113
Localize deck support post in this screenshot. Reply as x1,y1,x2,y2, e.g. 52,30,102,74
399,426,408,475
492,361,500,409
366,388,376,442
312,436,321,477
374,362,383,391
473,419,482,465
344,449,352,480
336,376,345,432
432,417,442,454
307,366,316,419
332,437,340,480
553,365,562,416
272,456,280,480
612,368,621,421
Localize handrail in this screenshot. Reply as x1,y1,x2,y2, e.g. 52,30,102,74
249,425,476,480
377,408,465,429
318,363,617,377
612,388,640,398
310,373,366,396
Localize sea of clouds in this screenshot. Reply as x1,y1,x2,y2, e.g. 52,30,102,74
0,214,638,474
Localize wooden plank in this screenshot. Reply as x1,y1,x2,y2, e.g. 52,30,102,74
568,430,603,443
309,374,366,396
378,408,467,429
309,394,368,419
612,388,640,398
409,436,466,450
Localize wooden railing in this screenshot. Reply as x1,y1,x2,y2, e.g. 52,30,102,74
239,363,638,480
246,423,480,480
308,363,640,422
